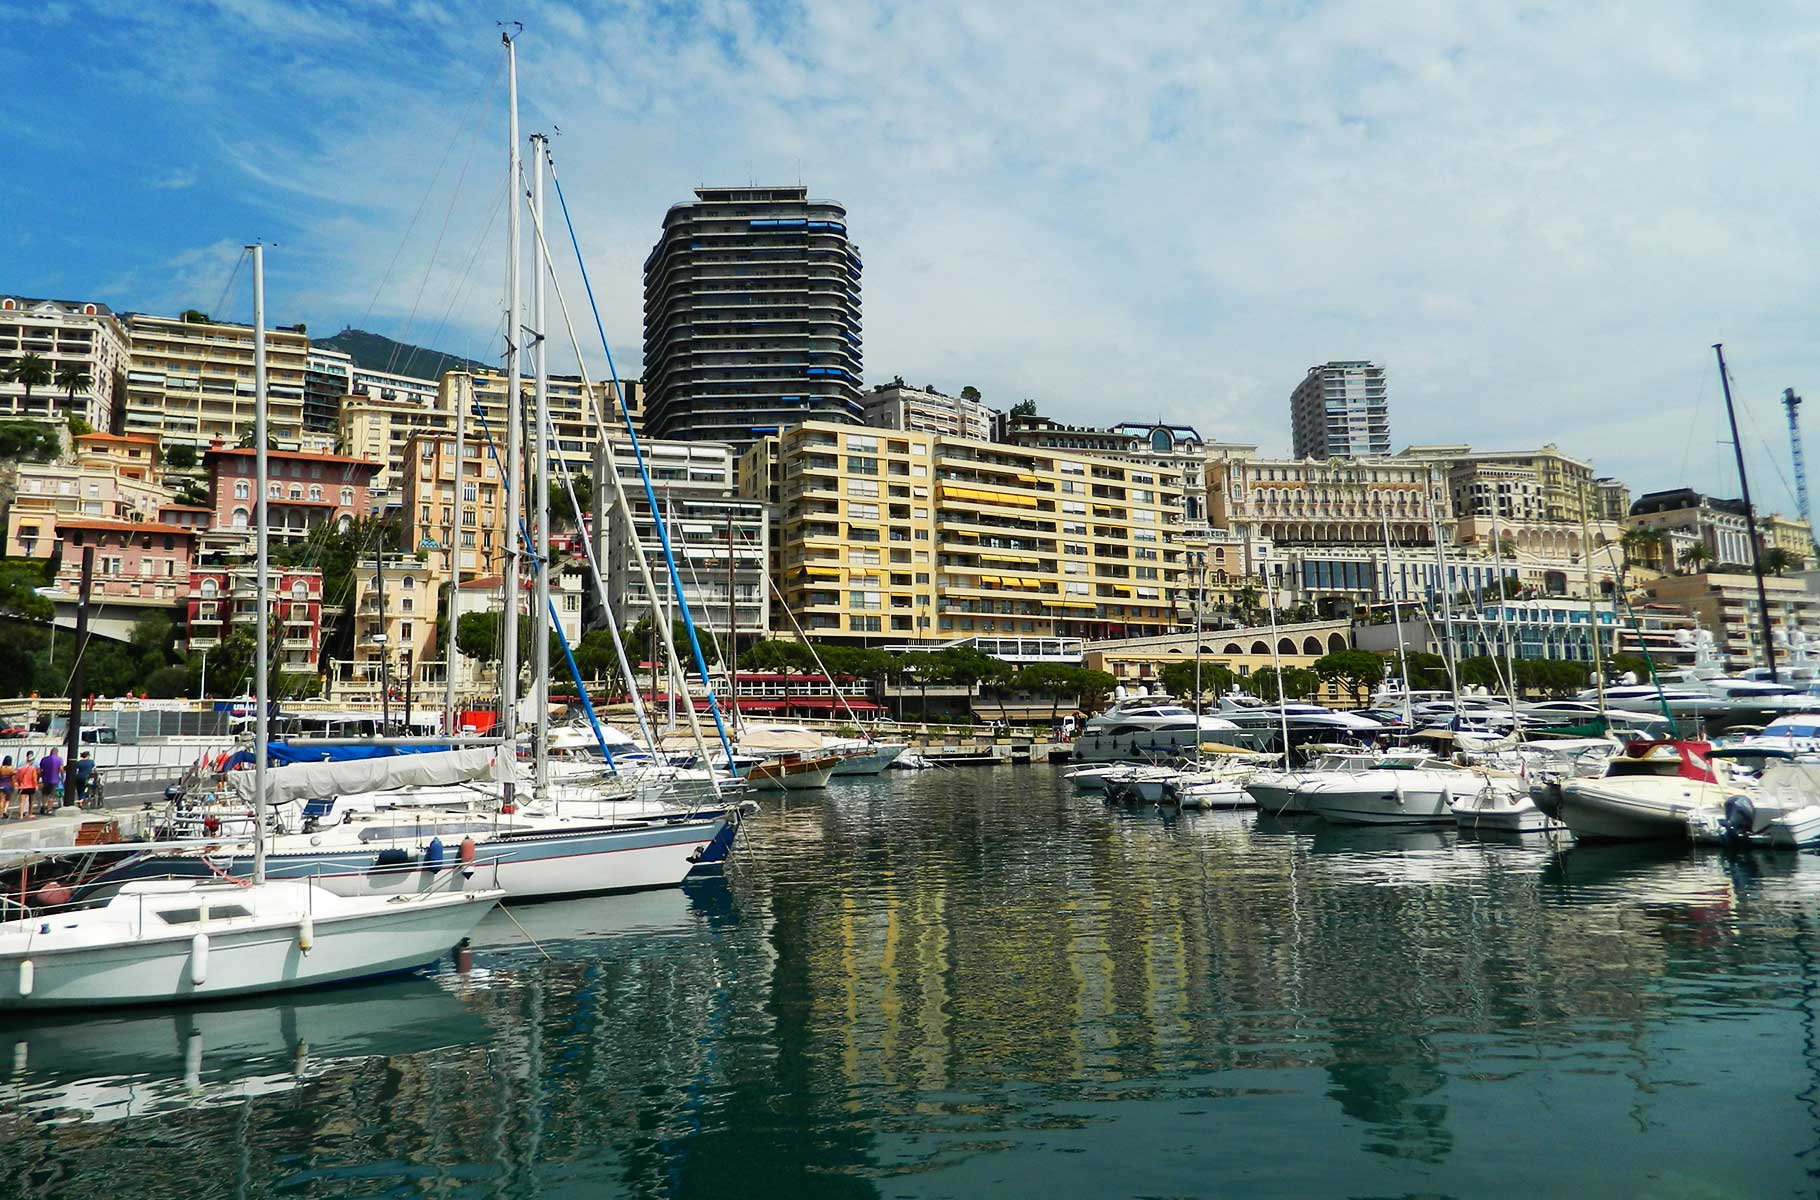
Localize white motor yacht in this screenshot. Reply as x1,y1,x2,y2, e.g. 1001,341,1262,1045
1557,740,1742,840
1073,700,1240,763
1450,779,1566,835
0,879,499,1010
1214,694,1383,738
1245,748,1405,816
1300,757,1490,826
1687,762,1820,848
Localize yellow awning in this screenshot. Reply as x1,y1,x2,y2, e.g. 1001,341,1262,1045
1047,599,1097,610
940,484,1039,509
981,575,1001,585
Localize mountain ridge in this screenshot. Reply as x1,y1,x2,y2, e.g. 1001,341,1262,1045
315,327,491,380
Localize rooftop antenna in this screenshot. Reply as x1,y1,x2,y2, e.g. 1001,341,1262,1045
1783,387,1820,564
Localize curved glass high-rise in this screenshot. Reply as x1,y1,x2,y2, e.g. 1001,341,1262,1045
642,186,862,454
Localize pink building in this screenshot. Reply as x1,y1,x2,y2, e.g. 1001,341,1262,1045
187,565,325,670
156,503,213,534
204,445,381,542
53,518,196,603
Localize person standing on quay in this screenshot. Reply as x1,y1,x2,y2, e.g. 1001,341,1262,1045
71,751,95,809
39,746,62,810
0,756,13,819
14,752,37,819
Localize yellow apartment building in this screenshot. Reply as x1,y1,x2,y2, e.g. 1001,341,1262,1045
338,392,456,496
740,421,1185,644
122,313,311,451
401,429,509,584
442,371,641,482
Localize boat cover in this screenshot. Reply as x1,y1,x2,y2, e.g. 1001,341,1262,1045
227,747,500,806
266,742,451,765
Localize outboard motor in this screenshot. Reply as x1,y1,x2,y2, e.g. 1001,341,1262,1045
1721,794,1766,841
1530,779,1565,820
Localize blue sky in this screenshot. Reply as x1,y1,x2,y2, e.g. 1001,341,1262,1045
7,1,1820,504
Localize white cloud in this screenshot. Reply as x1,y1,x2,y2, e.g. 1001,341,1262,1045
38,0,1820,505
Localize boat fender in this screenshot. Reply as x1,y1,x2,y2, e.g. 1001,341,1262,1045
298,912,313,954
34,882,70,909
501,802,516,815
190,933,209,985
18,959,32,997
425,837,446,869
459,836,477,864
202,815,221,836
373,848,414,869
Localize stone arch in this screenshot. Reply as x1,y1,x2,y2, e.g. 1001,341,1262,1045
1278,637,1296,654
1302,635,1323,654
1250,640,1270,654
1327,633,1348,652
1223,643,1243,654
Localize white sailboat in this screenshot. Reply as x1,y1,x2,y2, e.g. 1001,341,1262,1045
0,245,501,1010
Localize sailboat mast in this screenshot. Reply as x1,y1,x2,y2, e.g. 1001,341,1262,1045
1379,500,1413,726
1714,342,1779,681
249,242,269,886
530,132,551,800
1578,479,1607,716
1261,564,1290,757
499,31,523,761
443,374,466,732
727,513,740,730
1488,505,1521,714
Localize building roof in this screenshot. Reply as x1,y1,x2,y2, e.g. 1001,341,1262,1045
203,446,381,474
59,518,195,536
158,504,214,513
0,296,118,316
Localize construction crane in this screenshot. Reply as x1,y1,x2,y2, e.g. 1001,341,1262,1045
1783,387,1820,564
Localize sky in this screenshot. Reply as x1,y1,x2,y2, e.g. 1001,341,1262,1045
6,0,1819,505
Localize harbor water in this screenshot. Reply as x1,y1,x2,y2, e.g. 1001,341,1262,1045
6,764,1820,1197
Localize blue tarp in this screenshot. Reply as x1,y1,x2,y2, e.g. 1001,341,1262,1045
265,742,451,766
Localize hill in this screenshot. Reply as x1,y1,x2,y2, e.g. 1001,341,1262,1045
315,328,490,381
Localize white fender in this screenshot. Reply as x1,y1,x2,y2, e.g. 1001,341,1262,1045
18,959,32,997
298,913,313,954
190,932,210,985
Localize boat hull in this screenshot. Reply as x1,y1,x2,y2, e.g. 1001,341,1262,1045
828,744,907,775
0,886,497,1010
1301,772,1464,825
89,818,730,903
1558,779,1722,841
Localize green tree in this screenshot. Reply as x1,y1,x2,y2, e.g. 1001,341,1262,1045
1680,544,1712,573
181,309,211,324
1251,666,1321,702
1311,649,1385,705
1607,653,1653,683
8,353,53,412
549,474,592,526
455,611,504,663
165,443,199,471
1009,399,1037,418
1762,546,1801,575
1402,651,1451,692
960,385,982,402
66,415,92,437
1159,659,1235,707
53,362,92,412
0,420,59,462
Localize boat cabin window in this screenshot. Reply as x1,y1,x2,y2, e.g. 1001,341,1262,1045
156,904,253,924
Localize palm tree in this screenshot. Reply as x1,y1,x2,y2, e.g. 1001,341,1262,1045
8,353,52,412
52,362,91,416
1680,544,1712,573
1762,547,1800,576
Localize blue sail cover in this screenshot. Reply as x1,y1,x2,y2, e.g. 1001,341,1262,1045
265,742,452,766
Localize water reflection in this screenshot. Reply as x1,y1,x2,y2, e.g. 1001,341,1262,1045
2,767,1820,1196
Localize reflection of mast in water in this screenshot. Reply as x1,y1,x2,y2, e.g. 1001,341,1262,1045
1792,912,1820,1175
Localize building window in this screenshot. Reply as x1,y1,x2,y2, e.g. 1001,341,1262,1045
234,480,249,500
232,508,249,529
309,485,323,501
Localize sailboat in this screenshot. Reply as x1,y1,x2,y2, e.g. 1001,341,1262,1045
0,245,502,1009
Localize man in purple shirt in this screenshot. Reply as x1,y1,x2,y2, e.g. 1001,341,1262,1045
39,747,63,805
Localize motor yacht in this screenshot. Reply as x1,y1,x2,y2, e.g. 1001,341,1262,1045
1687,762,1820,848
1557,740,1742,840
1214,694,1384,739
1072,699,1241,763
1300,754,1491,826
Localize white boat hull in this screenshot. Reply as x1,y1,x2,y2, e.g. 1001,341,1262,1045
1559,779,1725,841
1302,771,1467,825
0,882,498,1010
828,744,907,775
1451,793,1565,835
